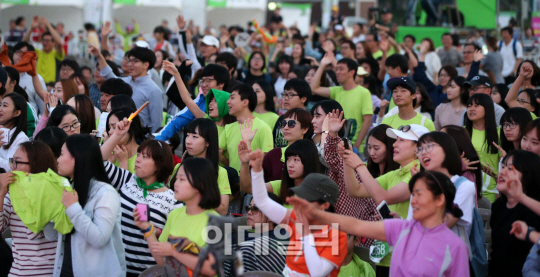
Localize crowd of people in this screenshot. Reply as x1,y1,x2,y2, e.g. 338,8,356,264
1,7,540,277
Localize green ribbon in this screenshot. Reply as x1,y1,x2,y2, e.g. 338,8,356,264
136,177,165,198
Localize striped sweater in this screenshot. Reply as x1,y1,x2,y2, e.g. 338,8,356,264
1,193,57,276
104,161,183,275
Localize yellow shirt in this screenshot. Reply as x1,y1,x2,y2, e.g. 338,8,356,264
36,48,64,83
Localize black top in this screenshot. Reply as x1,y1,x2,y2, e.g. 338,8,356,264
60,233,74,277
273,114,287,148
226,78,243,93
241,70,270,86
489,196,540,277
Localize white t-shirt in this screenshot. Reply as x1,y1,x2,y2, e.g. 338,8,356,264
425,52,442,83
274,76,287,114
19,72,46,116
407,175,476,237
352,34,366,44
499,39,524,77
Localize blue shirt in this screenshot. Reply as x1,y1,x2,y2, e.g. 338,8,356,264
155,93,206,141
89,83,101,109
101,65,163,132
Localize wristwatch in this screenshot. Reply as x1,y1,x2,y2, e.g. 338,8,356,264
321,131,329,134
526,226,535,242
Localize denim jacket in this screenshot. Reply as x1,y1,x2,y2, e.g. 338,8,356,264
44,179,126,277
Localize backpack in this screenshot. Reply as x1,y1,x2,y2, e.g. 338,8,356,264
454,177,488,277
499,39,517,57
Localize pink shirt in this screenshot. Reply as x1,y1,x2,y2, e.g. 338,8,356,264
384,219,470,277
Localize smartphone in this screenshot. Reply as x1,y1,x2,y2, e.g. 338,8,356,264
300,58,312,65
377,200,393,219
136,203,150,222
0,128,9,144
342,119,353,150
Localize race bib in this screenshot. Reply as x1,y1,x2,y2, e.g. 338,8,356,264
369,240,391,263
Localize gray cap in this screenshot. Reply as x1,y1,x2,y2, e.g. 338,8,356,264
0,67,7,87
290,173,340,204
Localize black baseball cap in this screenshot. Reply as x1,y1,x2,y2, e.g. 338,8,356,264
387,76,416,94
289,173,340,204
464,75,492,89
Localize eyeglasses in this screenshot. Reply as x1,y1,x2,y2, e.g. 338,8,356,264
502,122,519,129
245,205,260,214
517,99,531,105
9,158,30,168
398,125,419,139
280,120,299,129
415,143,439,156
281,93,299,99
198,78,215,86
468,86,489,92
126,58,141,64
61,121,81,132
60,67,74,72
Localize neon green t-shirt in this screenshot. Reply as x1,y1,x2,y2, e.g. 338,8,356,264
329,85,373,147
218,166,232,195
253,111,280,130
531,112,538,120
113,154,136,173
268,180,292,209
381,112,436,132
219,117,273,172
375,160,417,267
159,206,219,247
36,48,64,83
337,254,376,277
470,127,501,202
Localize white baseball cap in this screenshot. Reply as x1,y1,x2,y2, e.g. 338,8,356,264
386,124,430,142
134,40,151,49
201,35,219,48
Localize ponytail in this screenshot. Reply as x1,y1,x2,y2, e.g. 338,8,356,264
450,203,463,218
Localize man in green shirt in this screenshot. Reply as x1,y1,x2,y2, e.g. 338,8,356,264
22,16,65,83
381,77,436,131
310,56,373,150
219,84,273,172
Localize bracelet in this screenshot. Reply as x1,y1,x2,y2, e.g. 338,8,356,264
141,225,153,233
527,227,535,243
354,163,365,170
143,225,155,238
321,131,329,134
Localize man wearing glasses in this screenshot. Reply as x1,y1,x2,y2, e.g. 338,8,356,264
91,45,164,132
156,64,230,141
463,75,504,125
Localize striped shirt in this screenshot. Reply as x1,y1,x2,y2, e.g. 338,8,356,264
238,235,287,275
104,161,183,275
1,193,57,276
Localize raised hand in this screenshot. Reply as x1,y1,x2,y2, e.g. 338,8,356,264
240,118,257,143
473,50,485,62
162,60,180,76
521,63,534,78
419,40,429,55
176,15,187,30
492,142,507,158
320,52,335,67
506,165,524,202
327,109,346,135
48,94,59,109
238,140,251,164
461,152,480,170
510,220,529,241
114,117,132,137
102,21,112,38
248,149,264,172
287,196,316,219
31,16,40,30
294,211,312,239
87,45,101,58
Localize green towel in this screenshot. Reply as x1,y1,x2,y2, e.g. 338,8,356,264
206,89,230,121
9,169,74,234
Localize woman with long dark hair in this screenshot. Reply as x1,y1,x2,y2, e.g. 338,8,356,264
105,107,149,173
464,93,501,202
0,141,58,276
491,84,510,110
3,66,37,137
66,95,97,135
365,124,400,177
0,93,28,172
252,80,279,129
499,107,533,155
434,76,468,130
240,51,271,85
181,118,232,215
506,63,540,117
44,134,126,276
34,127,68,158
521,118,540,156
311,100,344,168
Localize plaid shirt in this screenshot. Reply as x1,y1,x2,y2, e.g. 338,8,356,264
89,83,101,109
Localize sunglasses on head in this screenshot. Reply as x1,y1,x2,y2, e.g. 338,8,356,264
245,205,260,213
280,120,299,129
397,125,419,139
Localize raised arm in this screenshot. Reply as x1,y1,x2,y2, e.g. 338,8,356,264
506,64,532,108
101,118,131,161
287,196,387,241
32,74,49,101
238,140,274,194
162,61,206,118
40,17,63,53
88,45,110,78
100,21,112,52
22,16,39,43
309,53,333,98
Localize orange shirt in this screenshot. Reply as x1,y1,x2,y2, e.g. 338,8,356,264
283,210,348,277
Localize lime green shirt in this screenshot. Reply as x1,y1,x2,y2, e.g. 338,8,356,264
218,166,232,195
470,127,501,202
268,180,292,208
531,112,538,120
375,160,417,267
381,112,436,132
337,254,376,277
36,48,64,83
219,117,273,172
113,154,136,173
159,206,219,247
253,111,280,130
329,85,373,147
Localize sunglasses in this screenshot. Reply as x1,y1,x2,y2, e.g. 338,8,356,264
280,120,299,129
245,205,260,214
398,125,419,139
